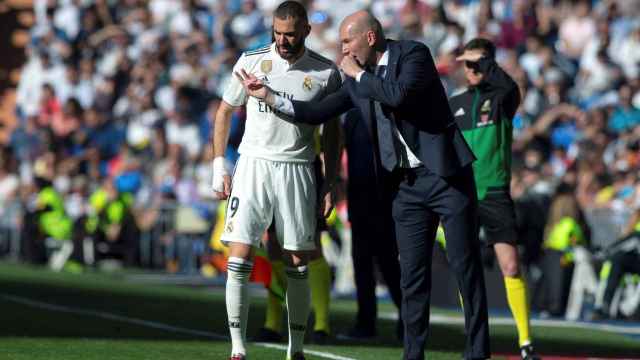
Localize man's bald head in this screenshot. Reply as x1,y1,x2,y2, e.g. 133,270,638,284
339,10,386,67
341,10,384,43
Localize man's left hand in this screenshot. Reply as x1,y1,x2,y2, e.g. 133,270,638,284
340,56,364,78
456,49,484,63
317,187,334,218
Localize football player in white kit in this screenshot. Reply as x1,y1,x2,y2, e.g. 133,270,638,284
211,2,341,360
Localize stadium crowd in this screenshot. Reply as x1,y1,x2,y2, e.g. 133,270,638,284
1,0,640,320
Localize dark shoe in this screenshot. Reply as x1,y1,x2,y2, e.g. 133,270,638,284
311,330,330,344
520,344,541,360
229,354,246,360
287,352,305,360
337,326,376,340
253,327,283,342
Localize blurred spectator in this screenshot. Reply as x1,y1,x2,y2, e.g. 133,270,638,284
306,10,338,60
1,0,638,300
591,209,640,320
536,190,588,317
85,178,140,267
0,150,19,205
558,0,596,61
609,84,640,133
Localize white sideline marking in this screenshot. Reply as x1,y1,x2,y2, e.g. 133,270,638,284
380,312,640,335
0,293,356,360
258,343,357,360
0,293,226,340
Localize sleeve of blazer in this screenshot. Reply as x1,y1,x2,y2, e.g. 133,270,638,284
355,42,434,108
291,83,354,125
477,57,521,120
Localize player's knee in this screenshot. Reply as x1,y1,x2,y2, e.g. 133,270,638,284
495,243,520,277
500,259,520,277
228,242,254,260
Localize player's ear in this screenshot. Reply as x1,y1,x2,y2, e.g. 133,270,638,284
304,23,311,37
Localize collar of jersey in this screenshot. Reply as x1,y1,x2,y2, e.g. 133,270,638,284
269,42,311,70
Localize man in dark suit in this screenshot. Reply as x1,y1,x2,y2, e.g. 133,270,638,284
235,10,490,360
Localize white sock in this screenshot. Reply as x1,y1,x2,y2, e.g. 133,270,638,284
226,257,253,356
285,265,310,357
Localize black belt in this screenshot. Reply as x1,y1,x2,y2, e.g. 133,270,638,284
392,166,424,185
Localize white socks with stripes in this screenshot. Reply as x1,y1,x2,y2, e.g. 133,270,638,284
226,259,309,358
285,265,310,358
226,257,253,356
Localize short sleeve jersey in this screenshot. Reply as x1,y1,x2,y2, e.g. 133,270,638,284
223,43,341,163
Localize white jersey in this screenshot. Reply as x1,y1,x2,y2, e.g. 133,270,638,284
223,43,341,162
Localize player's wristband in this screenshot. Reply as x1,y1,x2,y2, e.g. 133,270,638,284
211,157,229,193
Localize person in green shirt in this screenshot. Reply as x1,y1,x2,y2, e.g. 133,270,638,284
86,179,138,267
539,192,587,318
22,175,73,265
450,38,539,360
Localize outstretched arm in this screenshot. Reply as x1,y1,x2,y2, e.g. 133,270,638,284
344,43,435,107
235,69,354,124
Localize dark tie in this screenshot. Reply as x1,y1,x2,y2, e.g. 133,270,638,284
372,65,398,171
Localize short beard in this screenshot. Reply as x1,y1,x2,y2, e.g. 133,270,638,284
277,42,304,61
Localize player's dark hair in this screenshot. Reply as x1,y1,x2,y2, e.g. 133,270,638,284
273,1,308,24
463,38,496,59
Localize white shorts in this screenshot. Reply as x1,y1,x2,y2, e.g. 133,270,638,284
220,155,317,251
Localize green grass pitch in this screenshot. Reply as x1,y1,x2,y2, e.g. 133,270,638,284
0,262,638,359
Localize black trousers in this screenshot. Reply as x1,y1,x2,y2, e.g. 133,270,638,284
602,251,640,311
392,166,490,360
350,207,403,331
536,249,573,316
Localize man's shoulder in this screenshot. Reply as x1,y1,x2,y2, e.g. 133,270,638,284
305,49,338,71
390,39,429,54
244,44,272,57
238,44,273,65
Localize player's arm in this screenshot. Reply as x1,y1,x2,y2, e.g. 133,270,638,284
235,69,353,124
212,100,238,200
458,51,521,119
212,54,249,200
348,42,433,107
477,56,521,119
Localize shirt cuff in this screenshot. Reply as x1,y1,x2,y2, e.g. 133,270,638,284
272,94,295,116
356,70,366,82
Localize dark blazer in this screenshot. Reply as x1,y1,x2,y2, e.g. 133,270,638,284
292,39,475,177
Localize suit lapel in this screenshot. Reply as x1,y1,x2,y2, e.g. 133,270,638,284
383,41,402,134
